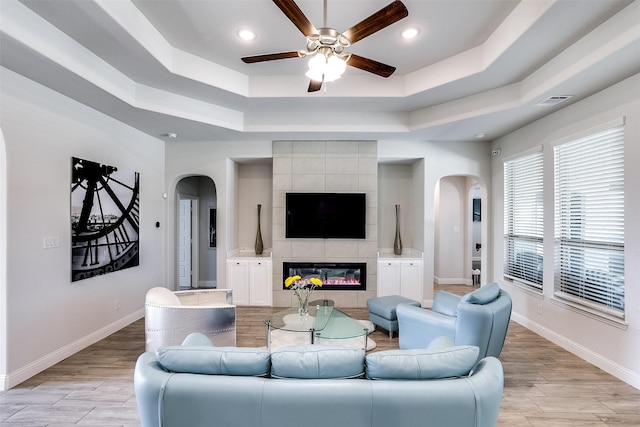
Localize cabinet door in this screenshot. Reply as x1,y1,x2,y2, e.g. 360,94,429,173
249,260,272,306
400,261,423,302
377,261,402,296
227,260,250,305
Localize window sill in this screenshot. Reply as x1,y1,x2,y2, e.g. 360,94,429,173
501,278,544,299
551,296,628,330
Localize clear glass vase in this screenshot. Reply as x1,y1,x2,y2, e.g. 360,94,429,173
297,297,309,316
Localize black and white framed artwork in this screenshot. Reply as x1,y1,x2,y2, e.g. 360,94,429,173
209,208,216,248
71,157,140,282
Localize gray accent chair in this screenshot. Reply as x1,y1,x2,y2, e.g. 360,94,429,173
144,287,236,351
396,282,512,361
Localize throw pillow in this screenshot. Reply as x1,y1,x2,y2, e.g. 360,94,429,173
365,345,479,380
145,287,181,306
271,345,365,379
460,282,500,304
181,332,213,346
156,346,271,376
426,335,455,350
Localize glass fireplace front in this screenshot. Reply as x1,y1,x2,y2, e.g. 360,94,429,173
282,262,366,291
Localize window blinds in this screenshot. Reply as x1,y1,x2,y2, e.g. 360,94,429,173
554,125,625,318
504,150,544,291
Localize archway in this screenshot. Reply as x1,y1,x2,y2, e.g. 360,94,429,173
434,175,486,289
175,176,217,289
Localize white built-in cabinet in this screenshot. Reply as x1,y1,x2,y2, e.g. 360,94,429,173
377,255,423,302
226,257,273,306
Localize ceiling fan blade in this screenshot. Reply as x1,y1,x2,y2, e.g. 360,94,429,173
308,79,323,92
347,54,396,78
273,0,318,36
342,1,408,44
241,51,301,63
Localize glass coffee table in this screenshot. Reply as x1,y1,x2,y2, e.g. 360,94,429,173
265,299,369,350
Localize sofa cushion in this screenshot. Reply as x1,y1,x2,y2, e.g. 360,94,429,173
460,282,500,305
156,345,270,376
271,345,365,379
365,345,479,380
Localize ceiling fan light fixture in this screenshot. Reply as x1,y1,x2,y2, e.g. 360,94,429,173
326,54,347,78
308,53,326,70
242,0,409,91
306,52,347,82
305,70,324,83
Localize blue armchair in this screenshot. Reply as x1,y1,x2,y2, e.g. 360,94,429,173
396,282,512,361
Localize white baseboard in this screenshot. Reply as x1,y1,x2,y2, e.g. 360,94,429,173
434,277,469,285
0,309,144,391
511,312,640,390
197,280,217,288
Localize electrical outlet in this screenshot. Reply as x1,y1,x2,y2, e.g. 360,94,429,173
536,303,543,315
115,300,121,311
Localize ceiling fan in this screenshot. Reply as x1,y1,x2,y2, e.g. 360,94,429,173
241,0,409,92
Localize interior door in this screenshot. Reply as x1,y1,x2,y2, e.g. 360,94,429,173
178,199,191,288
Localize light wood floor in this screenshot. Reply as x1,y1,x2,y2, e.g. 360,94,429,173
1,284,639,426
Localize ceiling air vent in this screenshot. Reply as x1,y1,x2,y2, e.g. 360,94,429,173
536,95,573,107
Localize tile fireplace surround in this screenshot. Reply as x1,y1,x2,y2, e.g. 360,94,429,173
271,140,378,308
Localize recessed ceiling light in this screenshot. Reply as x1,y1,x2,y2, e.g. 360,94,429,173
400,27,420,40
237,28,257,41
475,133,486,139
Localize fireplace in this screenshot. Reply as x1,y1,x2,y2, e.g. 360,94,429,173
283,262,366,291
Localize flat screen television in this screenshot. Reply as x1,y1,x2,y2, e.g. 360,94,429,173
286,193,366,239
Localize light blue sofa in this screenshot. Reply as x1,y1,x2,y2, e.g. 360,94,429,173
134,334,504,427
396,282,512,362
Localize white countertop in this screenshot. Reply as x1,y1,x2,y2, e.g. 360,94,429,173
227,248,272,258
378,248,423,260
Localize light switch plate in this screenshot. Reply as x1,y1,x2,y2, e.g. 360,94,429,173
43,236,59,249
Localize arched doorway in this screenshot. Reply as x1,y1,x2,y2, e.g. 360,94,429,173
175,176,217,289
470,183,482,285
434,175,485,288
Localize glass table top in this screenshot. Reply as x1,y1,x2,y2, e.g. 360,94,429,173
266,299,368,341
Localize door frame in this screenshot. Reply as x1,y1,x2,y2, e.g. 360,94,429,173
176,193,199,289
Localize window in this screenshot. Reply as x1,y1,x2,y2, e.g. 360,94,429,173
504,150,544,291
554,123,625,319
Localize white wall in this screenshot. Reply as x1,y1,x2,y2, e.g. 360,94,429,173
378,139,492,304
378,163,416,251
435,176,466,284
0,126,7,379
490,72,640,389
164,140,273,291
0,68,165,389
238,163,273,252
